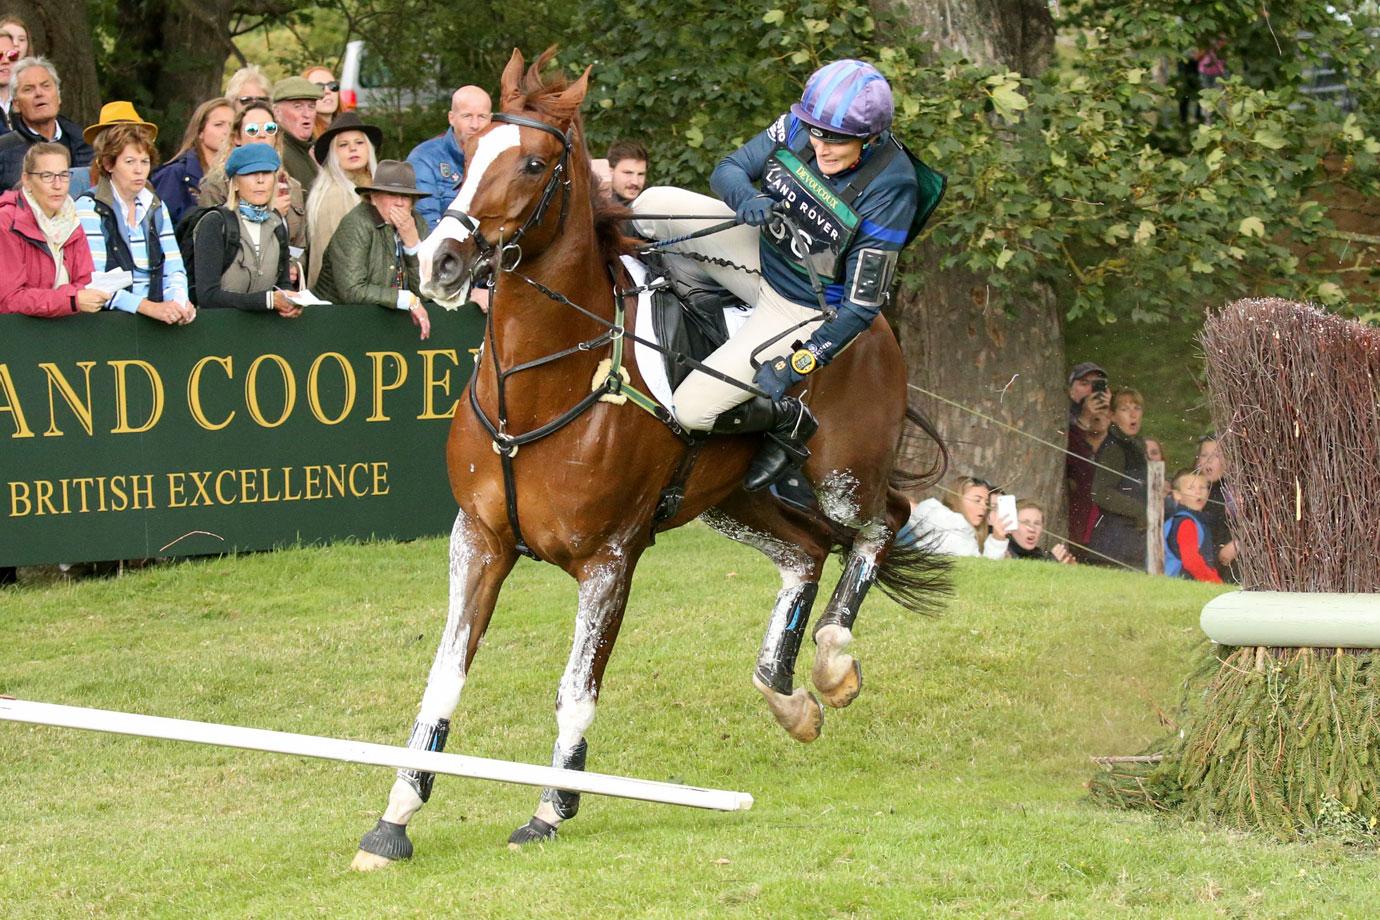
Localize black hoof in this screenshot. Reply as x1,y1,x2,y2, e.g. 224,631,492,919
507,816,558,847
359,818,413,860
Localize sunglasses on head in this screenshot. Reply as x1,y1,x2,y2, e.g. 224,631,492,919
243,121,279,137
807,125,859,143
1,49,20,63
237,95,271,107
312,81,340,92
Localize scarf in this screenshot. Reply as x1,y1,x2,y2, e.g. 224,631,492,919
238,201,273,224
22,188,79,288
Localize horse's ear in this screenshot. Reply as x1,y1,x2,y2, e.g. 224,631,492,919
500,48,526,111
553,65,592,115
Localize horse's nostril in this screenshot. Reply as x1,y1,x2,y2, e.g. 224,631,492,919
435,252,462,286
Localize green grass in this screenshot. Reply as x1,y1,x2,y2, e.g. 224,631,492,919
2,526,1376,918
1064,313,1212,471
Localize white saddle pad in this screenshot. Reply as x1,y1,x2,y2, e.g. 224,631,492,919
622,254,752,413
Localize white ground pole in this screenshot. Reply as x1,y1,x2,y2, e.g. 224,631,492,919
0,699,754,813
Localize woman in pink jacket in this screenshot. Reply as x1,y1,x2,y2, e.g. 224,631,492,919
0,143,111,317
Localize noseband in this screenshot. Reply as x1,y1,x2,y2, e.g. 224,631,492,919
440,112,573,267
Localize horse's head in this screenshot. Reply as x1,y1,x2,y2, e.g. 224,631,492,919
419,48,591,308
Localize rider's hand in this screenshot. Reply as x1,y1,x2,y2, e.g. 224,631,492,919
753,349,814,400
735,194,778,228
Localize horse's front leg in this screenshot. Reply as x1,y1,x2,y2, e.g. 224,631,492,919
508,548,638,846
351,509,515,871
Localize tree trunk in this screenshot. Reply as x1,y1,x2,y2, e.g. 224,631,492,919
875,0,1069,534
7,0,102,126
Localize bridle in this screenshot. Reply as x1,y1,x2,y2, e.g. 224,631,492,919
438,111,573,272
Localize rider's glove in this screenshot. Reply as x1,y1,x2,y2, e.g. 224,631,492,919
735,194,779,228
753,348,817,400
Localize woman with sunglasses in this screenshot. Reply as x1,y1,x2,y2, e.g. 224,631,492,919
198,103,306,256
301,65,340,139
150,97,234,224
224,65,272,113
633,60,941,492
1,143,110,316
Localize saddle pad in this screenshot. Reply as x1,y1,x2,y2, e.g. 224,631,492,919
623,254,752,413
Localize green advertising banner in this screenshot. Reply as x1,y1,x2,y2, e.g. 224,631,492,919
0,306,485,567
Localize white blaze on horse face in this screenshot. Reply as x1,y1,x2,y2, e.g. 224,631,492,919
417,123,523,302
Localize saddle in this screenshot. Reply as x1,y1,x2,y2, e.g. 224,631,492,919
638,251,742,390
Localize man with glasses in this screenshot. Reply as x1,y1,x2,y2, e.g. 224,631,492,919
632,59,942,491
0,57,94,189
272,76,323,189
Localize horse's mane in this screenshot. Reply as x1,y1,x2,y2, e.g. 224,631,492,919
510,48,637,265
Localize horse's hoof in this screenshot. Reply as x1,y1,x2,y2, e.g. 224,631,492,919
816,658,862,709
753,675,823,743
352,818,412,870
507,816,558,849
812,624,863,709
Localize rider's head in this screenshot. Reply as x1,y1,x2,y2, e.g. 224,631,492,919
791,59,893,176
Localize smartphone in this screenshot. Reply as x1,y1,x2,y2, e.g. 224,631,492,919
1090,377,1109,394
996,494,1019,532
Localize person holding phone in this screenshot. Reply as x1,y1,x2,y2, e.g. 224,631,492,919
894,476,1010,559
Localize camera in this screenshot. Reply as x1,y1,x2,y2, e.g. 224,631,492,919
1090,377,1109,394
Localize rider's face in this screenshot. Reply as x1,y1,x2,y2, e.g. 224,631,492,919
809,136,864,175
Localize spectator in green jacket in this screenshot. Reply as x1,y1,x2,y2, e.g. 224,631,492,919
315,159,431,339
1089,387,1149,570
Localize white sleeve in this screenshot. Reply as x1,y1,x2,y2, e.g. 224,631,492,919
982,536,1010,560
911,498,981,557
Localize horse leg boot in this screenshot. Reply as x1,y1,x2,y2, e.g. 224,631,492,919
352,510,513,871
712,396,818,493
753,577,825,742
509,551,633,847
811,523,887,709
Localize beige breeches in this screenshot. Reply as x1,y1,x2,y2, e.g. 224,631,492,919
632,187,824,431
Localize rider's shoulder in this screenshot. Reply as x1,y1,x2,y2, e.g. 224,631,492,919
767,114,793,145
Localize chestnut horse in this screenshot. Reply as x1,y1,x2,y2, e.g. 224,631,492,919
350,49,946,870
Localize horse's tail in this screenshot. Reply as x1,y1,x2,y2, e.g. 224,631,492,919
823,400,952,615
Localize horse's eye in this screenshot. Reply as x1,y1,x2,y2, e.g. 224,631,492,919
522,156,545,175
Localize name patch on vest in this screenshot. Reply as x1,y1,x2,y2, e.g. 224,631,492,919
761,147,860,281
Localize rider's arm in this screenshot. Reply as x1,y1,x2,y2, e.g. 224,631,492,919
800,175,917,364
709,116,783,210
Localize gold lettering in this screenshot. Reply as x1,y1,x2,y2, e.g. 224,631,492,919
245,354,296,428
39,361,97,437
189,470,213,506
366,351,408,422
167,472,188,509
131,475,154,511
304,465,322,500
348,462,370,497
281,466,302,501
109,475,129,512
71,477,95,513
110,360,165,434
9,482,32,517
188,356,235,431
371,461,390,496
240,468,259,504
307,352,357,425
417,349,461,420
214,470,236,506
56,478,71,514
0,363,36,438
259,467,280,503
324,464,346,498
35,480,57,516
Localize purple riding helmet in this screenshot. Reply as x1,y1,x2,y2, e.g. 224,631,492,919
790,59,894,139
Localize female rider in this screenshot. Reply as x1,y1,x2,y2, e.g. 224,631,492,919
634,59,940,491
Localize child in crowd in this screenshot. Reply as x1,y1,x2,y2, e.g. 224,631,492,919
896,476,1010,559
1164,469,1222,582
1007,500,1076,564
1089,388,1148,569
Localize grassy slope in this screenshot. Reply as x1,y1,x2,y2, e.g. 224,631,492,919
1064,314,1211,473
1,526,1375,919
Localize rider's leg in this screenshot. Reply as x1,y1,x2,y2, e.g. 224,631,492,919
671,285,824,489
631,187,760,303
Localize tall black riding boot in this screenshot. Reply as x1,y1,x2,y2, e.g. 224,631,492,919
712,396,819,492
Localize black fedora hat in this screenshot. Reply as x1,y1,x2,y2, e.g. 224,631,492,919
358,160,428,198
313,111,384,163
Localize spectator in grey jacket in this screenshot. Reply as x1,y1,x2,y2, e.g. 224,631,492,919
1089,388,1148,569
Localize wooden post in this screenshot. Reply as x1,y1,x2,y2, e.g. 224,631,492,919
1145,460,1165,575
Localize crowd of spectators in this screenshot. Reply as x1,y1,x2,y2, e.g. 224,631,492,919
0,37,655,330
895,359,1238,579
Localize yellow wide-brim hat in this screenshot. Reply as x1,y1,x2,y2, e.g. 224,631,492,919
83,101,159,145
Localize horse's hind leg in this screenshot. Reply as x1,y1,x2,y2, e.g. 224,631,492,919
508,546,639,846
351,509,515,871
703,501,828,742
